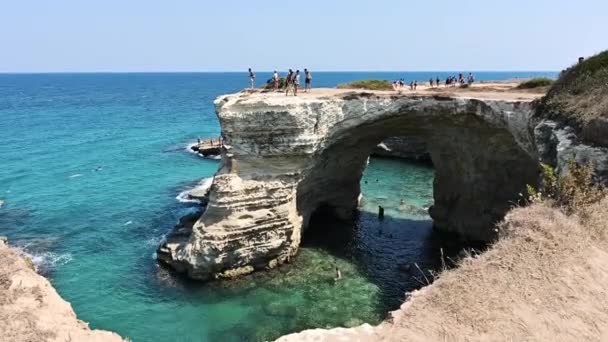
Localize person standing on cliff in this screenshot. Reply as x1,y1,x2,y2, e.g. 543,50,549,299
285,69,294,96
293,70,301,96
248,68,255,89
272,70,279,91
304,69,312,92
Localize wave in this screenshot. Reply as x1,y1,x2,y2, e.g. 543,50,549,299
186,141,198,153
69,173,83,178
176,189,202,203
176,177,213,203
30,252,73,271
13,239,73,273
145,235,165,247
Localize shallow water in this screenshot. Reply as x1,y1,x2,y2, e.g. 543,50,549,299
0,72,553,341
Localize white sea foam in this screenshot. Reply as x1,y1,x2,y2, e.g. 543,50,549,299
186,141,198,153
176,177,213,203
69,173,83,178
176,189,201,203
30,252,73,270
124,220,133,226
145,235,164,247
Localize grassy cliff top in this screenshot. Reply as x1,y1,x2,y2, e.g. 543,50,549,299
539,50,608,145
517,77,554,89
337,80,393,91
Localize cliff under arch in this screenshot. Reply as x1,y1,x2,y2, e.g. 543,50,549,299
158,89,543,280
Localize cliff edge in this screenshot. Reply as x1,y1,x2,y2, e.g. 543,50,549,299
277,197,608,341
0,238,124,342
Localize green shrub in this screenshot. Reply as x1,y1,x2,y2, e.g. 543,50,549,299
527,161,606,214
517,77,554,89
337,80,393,91
559,160,606,213
261,77,287,90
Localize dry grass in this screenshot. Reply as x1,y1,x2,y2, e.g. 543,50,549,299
279,197,608,341
538,50,608,146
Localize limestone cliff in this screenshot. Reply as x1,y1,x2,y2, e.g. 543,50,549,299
158,88,559,280
373,136,431,161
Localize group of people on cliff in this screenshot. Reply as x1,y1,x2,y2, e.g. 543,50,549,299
248,68,312,95
392,72,475,92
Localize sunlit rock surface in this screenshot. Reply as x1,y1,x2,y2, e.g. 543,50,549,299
157,88,561,280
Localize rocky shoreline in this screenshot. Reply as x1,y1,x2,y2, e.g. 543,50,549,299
0,237,124,342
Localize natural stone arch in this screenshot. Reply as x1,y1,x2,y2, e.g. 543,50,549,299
158,90,541,280
296,108,538,241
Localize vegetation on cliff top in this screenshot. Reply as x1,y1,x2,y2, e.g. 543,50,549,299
337,80,393,91
516,77,554,89
261,77,287,90
538,50,608,146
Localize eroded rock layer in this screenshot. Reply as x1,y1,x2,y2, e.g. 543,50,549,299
158,89,558,280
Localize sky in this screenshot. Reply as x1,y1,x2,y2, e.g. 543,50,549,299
1,0,607,72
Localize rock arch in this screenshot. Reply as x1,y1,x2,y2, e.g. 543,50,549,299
158,90,540,280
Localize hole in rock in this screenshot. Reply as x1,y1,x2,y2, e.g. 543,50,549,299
302,154,484,319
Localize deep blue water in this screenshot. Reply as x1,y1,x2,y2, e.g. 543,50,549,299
0,71,556,341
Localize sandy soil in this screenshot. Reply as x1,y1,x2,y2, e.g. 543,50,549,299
0,239,124,342
278,198,608,341
253,82,546,102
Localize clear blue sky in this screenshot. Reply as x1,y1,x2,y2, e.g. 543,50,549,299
1,0,606,72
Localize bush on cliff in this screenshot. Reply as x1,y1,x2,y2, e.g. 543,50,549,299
337,80,393,91
261,77,287,90
527,160,606,215
538,50,608,146
516,77,554,89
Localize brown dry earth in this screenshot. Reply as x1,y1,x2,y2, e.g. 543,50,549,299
258,82,547,102
0,240,124,342
277,198,608,342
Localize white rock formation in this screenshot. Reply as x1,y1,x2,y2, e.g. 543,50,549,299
158,89,550,280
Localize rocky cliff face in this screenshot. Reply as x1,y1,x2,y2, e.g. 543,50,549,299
373,136,431,161
158,89,558,280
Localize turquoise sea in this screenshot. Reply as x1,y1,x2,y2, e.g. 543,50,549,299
0,71,556,341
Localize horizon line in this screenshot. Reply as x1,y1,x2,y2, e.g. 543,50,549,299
0,69,559,75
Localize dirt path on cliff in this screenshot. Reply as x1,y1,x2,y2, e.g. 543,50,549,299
277,198,608,342
0,240,124,342
254,82,545,102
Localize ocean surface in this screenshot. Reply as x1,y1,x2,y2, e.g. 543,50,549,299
0,71,556,341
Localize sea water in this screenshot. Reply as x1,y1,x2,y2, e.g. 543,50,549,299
0,71,555,341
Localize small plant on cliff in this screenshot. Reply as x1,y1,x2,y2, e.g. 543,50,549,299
526,163,558,202
517,77,554,89
559,160,606,214
261,77,287,90
337,80,393,91
526,160,605,214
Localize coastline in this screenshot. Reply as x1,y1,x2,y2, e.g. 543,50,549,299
3,68,606,340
